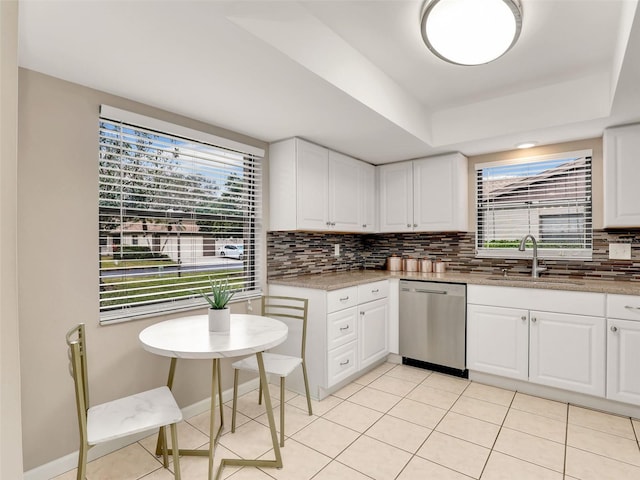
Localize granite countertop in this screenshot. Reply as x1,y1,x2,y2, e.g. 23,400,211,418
268,270,640,296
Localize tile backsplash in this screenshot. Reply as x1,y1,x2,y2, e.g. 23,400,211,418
267,230,640,282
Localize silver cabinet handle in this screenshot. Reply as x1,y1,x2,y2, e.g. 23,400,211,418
407,224,411,228
362,224,367,228
531,317,537,323
371,289,379,293
360,311,365,316
521,315,527,321
611,325,618,332
413,223,417,227
339,296,349,301
624,306,640,312
340,325,350,331
340,359,350,366
326,221,331,226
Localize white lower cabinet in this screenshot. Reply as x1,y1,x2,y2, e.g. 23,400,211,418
467,304,529,381
467,285,606,398
606,294,640,404
359,298,389,369
529,310,605,396
607,319,640,404
269,280,389,399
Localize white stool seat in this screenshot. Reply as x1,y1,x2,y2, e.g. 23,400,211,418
232,353,302,378
87,386,183,445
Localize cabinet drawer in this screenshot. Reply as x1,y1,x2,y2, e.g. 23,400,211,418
328,308,358,350
328,341,358,386
358,280,389,304
607,294,640,321
327,287,358,313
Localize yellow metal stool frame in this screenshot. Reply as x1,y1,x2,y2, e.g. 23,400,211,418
231,296,313,447
66,324,182,480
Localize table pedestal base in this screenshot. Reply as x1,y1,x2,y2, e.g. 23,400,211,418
157,353,283,480
214,352,282,479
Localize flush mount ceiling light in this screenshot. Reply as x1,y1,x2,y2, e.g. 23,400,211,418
516,141,538,149
421,0,523,66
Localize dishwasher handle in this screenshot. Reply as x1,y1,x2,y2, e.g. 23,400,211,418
400,287,449,295
415,288,448,295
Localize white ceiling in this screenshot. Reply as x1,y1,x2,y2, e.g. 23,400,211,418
17,0,640,164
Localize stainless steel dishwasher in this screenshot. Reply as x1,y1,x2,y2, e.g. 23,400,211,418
399,280,467,376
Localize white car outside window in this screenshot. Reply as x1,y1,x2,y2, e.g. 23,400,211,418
219,244,243,260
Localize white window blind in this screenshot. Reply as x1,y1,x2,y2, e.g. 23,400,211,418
99,109,262,322
476,150,592,259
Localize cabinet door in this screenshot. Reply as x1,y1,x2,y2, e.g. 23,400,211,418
359,298,389,369
467,304,529,380
413,153,468,232
297,140,329,230
329,151,361,231
529,311,605,396
604,123,640,227
360,162,376,232
607,318,640,404
378,162,413,232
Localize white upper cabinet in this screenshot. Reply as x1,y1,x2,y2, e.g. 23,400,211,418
604,123,640,227
297,140,329,230
378,153,468,232
269,138,375,232
378,161,414,232
329,151,363,231
359,162,376,232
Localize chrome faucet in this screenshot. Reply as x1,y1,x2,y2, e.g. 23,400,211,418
519,234,547,278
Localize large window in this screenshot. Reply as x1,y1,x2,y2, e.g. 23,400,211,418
99,106,263,322
476,150,592,259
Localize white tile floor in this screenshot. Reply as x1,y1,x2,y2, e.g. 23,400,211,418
54,362,640,480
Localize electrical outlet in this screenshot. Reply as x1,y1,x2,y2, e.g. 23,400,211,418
609,243,632,260
334,244,340,257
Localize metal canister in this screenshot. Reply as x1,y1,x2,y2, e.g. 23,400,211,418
404,257,418,272
420,258,433,273
434,260,446,273
387,254,402,271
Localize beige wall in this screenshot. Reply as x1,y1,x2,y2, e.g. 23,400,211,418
18,69,268,470
1,1,24,478
467,137,603,232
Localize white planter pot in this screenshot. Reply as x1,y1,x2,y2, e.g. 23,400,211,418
208,308,230,332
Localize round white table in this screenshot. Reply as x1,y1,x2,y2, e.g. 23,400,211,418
139,314,288,480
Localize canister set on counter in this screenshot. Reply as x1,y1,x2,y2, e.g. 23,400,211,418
386,254,446,273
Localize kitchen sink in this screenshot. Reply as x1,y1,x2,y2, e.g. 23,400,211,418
484,276,585,286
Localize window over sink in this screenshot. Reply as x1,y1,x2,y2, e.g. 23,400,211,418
475,150,592,260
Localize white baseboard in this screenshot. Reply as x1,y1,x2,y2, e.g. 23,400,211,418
469,371,640,419
24,378,260,480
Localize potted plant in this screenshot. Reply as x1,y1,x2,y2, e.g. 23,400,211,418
199,277,235,332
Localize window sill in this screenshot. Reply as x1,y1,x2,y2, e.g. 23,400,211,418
99,291,263,325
